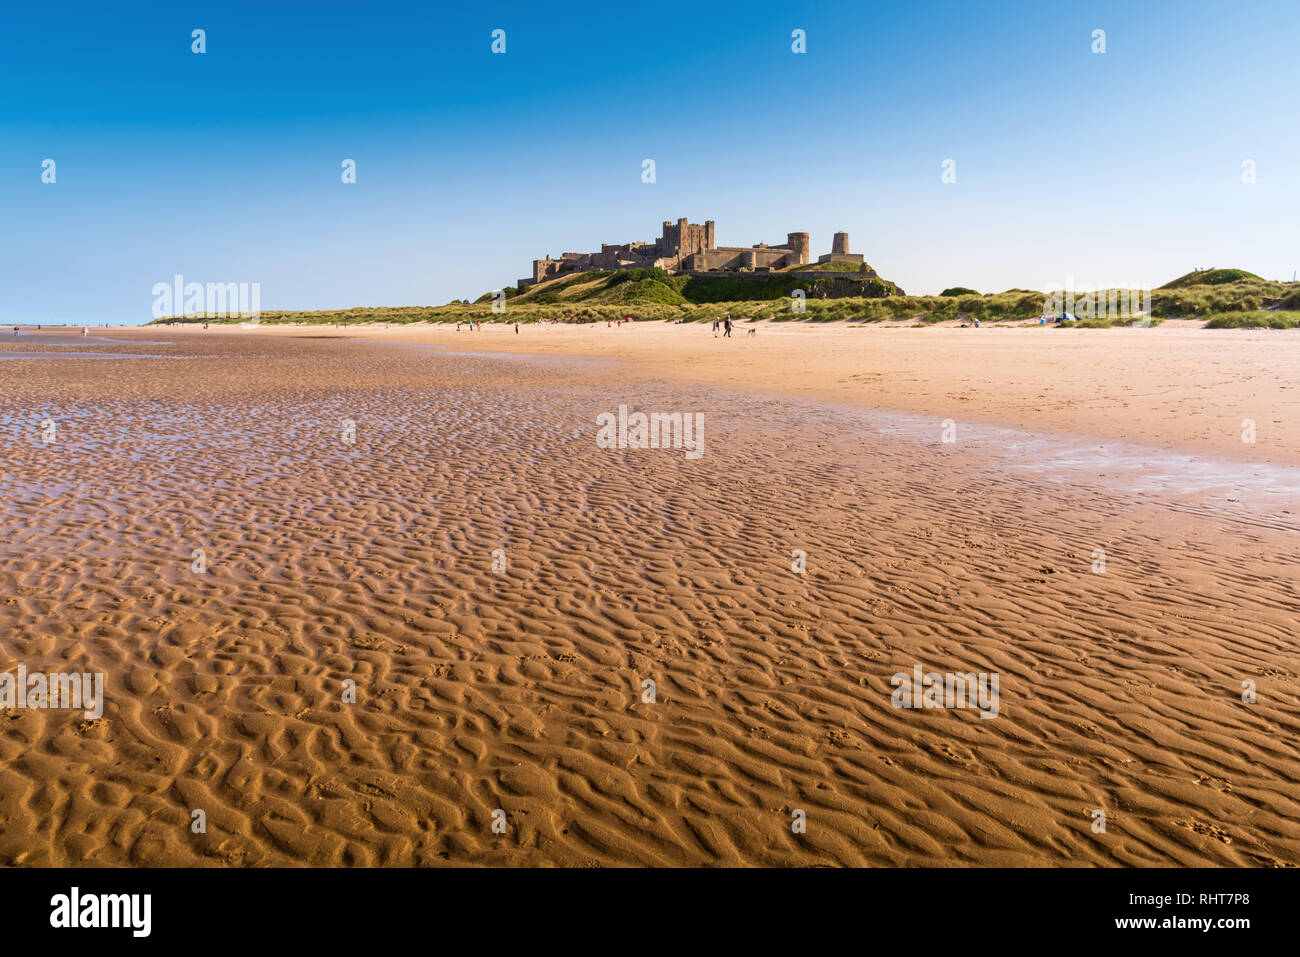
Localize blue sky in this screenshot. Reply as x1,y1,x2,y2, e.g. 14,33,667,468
1,0,1296,324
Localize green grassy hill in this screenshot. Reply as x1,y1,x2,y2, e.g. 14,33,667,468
1150,269,1293,319
1159,268,1263,288
504,265,901,307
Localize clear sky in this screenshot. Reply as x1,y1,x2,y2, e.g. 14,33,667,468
2,0,1296,324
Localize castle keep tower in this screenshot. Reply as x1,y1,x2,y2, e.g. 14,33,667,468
832,232,850,256
659,217,716,263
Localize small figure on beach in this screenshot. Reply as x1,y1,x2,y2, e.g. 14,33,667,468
82,327,88,337
514,322,519,334
723,315,733,338
712,319,719,337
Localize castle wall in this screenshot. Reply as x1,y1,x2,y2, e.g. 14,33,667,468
687,246,796,272
533,259,562,283
531,219,836,281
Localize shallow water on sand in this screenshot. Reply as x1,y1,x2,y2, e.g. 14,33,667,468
1,331,176,348
820,401,1300,513
0,352,186,360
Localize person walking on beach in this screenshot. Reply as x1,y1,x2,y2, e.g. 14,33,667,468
514,322,519,334
82,327,88,337
723,315,733,337
712,319,719,337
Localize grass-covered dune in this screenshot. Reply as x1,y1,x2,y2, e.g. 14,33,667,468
1152,269,1295,318
149,267,1299,327
1204,311,1300,329
494,266,902,307
1159,268,1262,288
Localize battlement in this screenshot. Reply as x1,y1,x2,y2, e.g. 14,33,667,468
525,220,858,286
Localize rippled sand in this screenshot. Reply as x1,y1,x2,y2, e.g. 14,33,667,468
0,329,1296,866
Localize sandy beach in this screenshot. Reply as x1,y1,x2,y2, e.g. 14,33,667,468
231,319,1300,466
1,323,1297,866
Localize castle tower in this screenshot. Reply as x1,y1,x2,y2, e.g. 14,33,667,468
704,220,716,250
787,232,810,265
659,220,681,261
832,232,850,256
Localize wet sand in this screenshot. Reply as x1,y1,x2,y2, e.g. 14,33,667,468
222,318,1300,467
0,327,1297,866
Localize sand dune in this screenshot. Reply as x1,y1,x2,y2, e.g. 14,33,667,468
0,328,1296,866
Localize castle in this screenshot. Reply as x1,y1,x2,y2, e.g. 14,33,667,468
522,218,869,287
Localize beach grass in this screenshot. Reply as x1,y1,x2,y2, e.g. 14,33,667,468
1204,310,1300,329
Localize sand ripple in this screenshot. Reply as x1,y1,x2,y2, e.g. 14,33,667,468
0,334,1296,866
